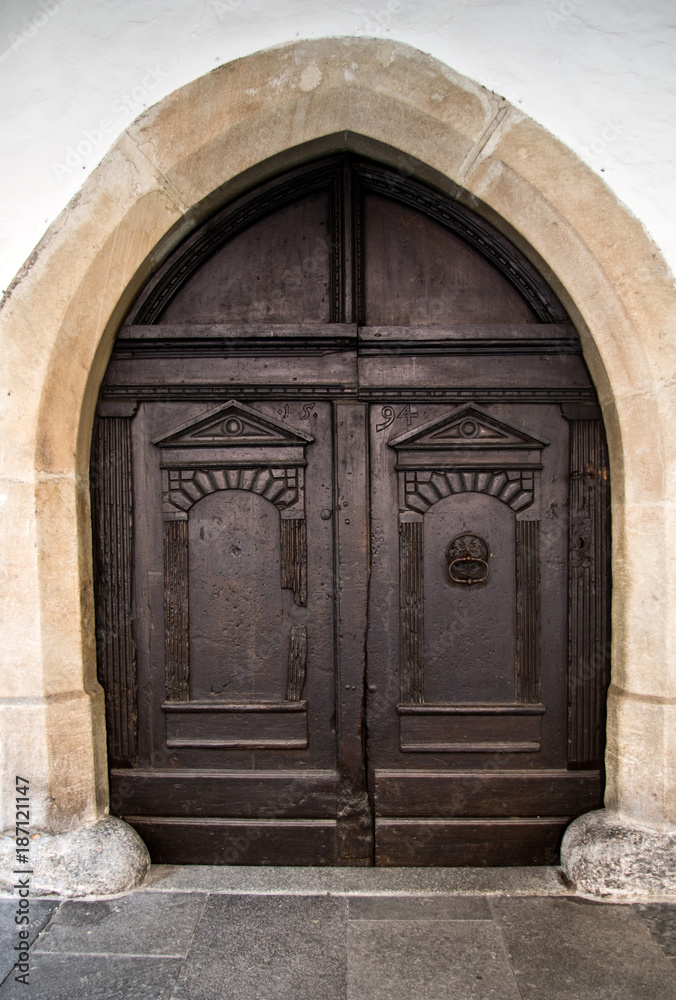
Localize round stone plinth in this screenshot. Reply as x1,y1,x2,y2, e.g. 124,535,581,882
0,816,150,897
562,809,676,899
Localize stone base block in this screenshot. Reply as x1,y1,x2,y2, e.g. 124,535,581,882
0,816,150,897
561,809,676,899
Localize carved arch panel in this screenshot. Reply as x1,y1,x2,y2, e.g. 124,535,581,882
391,404,544,710
157,401,313,711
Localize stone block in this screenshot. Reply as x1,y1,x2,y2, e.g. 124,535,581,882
0,817,150,898
561,809,676,899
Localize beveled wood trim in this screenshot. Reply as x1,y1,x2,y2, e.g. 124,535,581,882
161,701,307,712
286,623,308,699
115,323,358,358
280,518,308,607
516,519,541,703
90,415,138,766
101,383,598,403
397,704,546,715
163,520,190,702
567,418,611,768
399,517,425,703
360,323,576,341
333,401,373,862
119,323,359,339
359,323,580,354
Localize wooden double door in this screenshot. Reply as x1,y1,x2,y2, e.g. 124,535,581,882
92,155,610,866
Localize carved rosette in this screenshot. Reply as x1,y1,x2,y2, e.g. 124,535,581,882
389,404,546,707
154,401,314,702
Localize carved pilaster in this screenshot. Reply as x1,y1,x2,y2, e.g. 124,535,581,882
280,516,308,607
567,419,611,767
286,624,308,701
164,520,190,702
516,519,541,703
400,516,425,703
91,415,137,766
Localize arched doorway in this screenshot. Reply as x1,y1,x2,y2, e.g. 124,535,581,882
91,152,610,867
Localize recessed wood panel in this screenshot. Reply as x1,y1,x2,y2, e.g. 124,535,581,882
423,493,516,704
128,817,338,865
104,351,359,391
163,702,308,749
398,705,544,753
110,769,337,818
373,770,602,817
188,490,286,702
363,195,538,326
358,353,592,390
159,192,332,325
375,817,568,867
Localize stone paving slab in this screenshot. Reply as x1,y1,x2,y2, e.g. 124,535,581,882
634,902,676,958
491,896,676,999
0,953,181,1000
348,893,492,920
0,898,58,983
142,863,570,896
2,876,676,998
347,918,521,1000
171,894,348,1000
33,892,206,957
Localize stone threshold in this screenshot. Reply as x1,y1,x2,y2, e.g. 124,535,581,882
0,864,570,901
139,864,571,897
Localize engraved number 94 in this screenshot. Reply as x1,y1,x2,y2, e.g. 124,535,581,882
376,404,418,432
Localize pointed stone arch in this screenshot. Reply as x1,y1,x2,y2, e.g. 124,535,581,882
1,37,675,895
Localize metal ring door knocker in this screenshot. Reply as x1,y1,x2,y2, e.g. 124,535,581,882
446,533,491,586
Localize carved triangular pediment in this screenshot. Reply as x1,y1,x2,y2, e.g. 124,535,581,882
153,400,314,448
388,404,547,451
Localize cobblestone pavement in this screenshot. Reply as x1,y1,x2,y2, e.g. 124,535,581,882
1,867,676,999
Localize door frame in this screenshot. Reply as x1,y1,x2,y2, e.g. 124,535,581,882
3,39,674,895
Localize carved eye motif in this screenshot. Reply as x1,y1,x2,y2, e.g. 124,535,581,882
458,419,479,439
221,417,244,436
446,533,491,586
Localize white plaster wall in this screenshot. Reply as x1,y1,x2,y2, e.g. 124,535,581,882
0,0,674,294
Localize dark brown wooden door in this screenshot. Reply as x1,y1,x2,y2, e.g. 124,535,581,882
92,155,610,866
